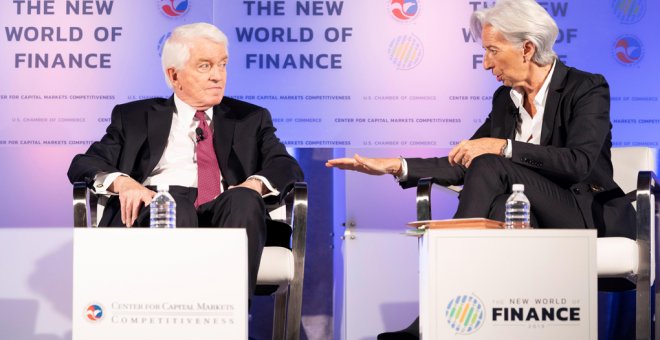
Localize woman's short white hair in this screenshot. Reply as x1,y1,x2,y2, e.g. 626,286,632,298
470,0,558,66
161,22,229,89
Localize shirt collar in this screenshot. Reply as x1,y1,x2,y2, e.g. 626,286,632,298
509,59,557,109
173,94,214,122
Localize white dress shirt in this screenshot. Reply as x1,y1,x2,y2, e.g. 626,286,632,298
399,60,557,180
503,59,556,157
143,95,209,188
94,95,277,197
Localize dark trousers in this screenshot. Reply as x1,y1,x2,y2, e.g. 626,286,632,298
455,154,586,229
108,186,267,302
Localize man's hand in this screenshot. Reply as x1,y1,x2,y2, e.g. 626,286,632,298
109,176,156,227
229,177,267,195
325,154,402,176
448,138,507,168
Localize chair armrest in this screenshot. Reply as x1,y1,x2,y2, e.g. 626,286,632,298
73,182,89,228
416,177,462,221
73,182,100,228
289,182,308,265
631,170,659,338
416,177,434,221
635,171,659,284
283,181,308,333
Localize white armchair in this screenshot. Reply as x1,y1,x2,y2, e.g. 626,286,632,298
73,182,308,340
415,147,658,339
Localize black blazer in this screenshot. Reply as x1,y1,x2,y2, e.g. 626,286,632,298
402,61,635,238
68,96,304,225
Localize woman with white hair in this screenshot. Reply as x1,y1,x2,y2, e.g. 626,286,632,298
327,0,635,338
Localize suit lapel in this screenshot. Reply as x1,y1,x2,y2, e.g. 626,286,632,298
504,101,518,139
540,60,569,145
213,101,235,181
145,96,174,178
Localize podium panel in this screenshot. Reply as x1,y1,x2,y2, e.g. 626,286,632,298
72,228,247,340
420,229,597,340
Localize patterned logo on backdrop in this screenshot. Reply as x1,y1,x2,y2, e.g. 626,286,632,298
388,34,424,70
445,294,485,334
613,35,644,66
86,304,104,322
157,32,172,57
612,0,646,24
390,0,419,21
158,0,190,18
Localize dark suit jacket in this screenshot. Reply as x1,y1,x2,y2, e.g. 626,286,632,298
402,60,635,238
68,96,304,226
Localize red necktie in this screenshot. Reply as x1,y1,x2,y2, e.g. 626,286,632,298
194,110,222,207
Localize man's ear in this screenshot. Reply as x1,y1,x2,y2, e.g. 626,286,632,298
166,67,178,84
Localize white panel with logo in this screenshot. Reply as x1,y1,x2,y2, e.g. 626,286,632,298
72,228,247,340
420,229,597,340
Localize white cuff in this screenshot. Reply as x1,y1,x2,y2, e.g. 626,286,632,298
248,175,279,198
93,172,128,195
395,157,408,182
504,139,513,158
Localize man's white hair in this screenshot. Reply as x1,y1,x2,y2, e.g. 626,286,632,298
161,22,229,89
470,0,558,66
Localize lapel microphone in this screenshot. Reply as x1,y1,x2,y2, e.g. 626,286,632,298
195,127,205,142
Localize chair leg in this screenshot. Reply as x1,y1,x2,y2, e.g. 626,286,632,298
285,279,304,340
272,289,289,340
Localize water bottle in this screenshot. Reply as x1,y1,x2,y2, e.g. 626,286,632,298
505,184,531,229
149,184,176,228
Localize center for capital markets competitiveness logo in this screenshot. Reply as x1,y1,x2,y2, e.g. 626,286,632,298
86,304,104,322
158,0,190,18
613,35,644,66
445,294,485,334
388,34,423,70
612,0,646,24
390,0,419,21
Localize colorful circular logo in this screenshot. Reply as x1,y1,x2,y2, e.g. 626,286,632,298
390,0,419,21
612,0,646,24
157,32,172,57
445,294,485,334
158,0,190,17
388,34,424,70
86,304,104,322
613,35,644,66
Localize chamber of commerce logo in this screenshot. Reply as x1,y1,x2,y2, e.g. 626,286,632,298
612,0,646,24
158,0,190,17
86,304,104,322
613,35,644,66
445,294,485,334
390,0,419,21
388,34,423,70
157,32,172,57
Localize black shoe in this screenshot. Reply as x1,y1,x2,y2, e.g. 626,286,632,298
377,317,419,340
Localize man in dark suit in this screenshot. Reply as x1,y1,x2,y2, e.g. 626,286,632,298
67,22,303,302
326,0,635,338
